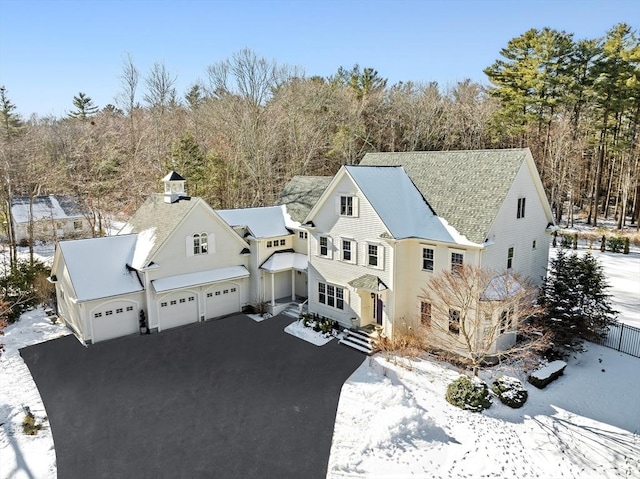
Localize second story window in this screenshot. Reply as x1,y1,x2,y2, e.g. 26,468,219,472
319,236,332,258
451,252,463,273
342,239,352,262
422,247,434,271
368,244,379,267
517,197,526,219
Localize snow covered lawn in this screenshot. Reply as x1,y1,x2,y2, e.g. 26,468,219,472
0,308,69,479
327,246,640,478
328,347,640,478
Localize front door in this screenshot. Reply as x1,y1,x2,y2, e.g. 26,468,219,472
373,294,383,325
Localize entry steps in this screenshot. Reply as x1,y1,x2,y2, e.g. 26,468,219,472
282,301,308,319
339,328,376,355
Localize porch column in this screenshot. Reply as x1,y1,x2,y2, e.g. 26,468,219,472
291,270,296,301
270,272,276,307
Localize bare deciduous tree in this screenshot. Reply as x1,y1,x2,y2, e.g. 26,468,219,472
419,265,549,375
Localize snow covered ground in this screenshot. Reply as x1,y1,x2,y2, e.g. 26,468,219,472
0,309,69,479
327,247,640,479
0,240,638,479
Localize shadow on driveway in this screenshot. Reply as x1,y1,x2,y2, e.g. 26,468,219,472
20,314,364,479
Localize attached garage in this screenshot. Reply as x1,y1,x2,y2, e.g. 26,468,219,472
89,300,139,343
157,291,199,331
204,282,240,319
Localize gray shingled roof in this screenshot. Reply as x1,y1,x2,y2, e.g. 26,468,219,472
276,176,332,223
118,194,199,267
360,149,529,244
347,274,388,292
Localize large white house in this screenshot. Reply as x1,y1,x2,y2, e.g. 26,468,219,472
52,149,554,350
303,148,554,352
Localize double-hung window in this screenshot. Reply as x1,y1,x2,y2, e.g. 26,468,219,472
318,282,345,310
342,239,354,262
449,309,461,334
507,247,514,269
451,252,464,273
368,244,379,267
340,196,353,216
420,302,432,327
422,247,434,271
517,197,526,219
319,236,329,257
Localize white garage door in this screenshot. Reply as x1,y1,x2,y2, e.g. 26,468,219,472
91,302,138,343
205,283,240,320
158,292,198,331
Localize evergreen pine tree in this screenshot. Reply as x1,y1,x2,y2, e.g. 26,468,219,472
0,86,22,140
68,92,99,120
540,248,617,355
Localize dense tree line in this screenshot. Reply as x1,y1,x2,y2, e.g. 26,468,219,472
0,24,638,260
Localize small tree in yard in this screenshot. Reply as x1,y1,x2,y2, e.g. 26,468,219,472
420,265,549,376
538,248,617,355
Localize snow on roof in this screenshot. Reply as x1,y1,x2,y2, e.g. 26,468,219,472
216,206,291,239
260,252,308,272
58,235,143,302
152,265,250,293
11,195,84,224
131,227,157,269
344,166,459,243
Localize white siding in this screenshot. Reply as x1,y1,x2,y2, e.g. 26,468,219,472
482,159,551,285
308,174,393,330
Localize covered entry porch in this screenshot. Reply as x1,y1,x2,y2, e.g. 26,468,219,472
347,274,388,329
260,251,308,316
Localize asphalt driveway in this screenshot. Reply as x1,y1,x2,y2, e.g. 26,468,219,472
20,314,364,479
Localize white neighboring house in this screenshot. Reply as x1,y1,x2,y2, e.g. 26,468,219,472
303,148,554,353
10,195,90,243
51,172,252,344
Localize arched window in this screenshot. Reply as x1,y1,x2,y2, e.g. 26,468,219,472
193,233,209,255
193,234,201,255
200,233,208,254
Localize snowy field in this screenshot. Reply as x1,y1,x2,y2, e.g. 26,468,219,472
0,242,639,479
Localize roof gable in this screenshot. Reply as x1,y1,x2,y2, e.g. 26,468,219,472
276,176,332,223
118,194,199,266
344,166,455,242
217,206,291,239
119,194,249,268
57,235,143,302
360,149,531,244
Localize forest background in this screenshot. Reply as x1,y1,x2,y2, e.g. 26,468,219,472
1,23,638,250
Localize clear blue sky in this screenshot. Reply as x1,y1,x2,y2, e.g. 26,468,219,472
0,0,638,118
